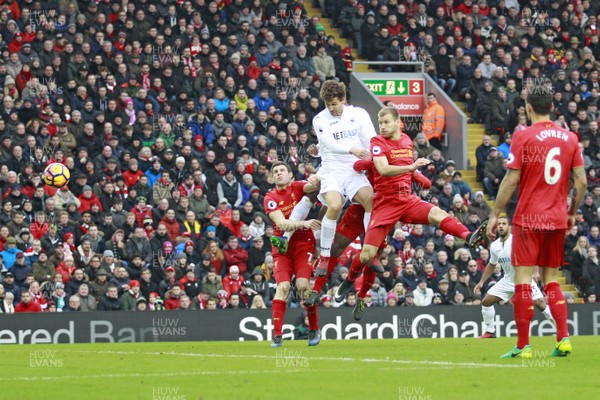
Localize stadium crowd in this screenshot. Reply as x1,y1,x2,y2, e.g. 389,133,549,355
0,0,598,314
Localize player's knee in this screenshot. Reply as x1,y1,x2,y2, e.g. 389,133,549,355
360,248,376,264
276,282,291,297
482,297,494,307
296,281,310,297
429,207,447,225
326,201,343,216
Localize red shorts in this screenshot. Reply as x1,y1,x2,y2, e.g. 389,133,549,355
512,225,566,267
273,242,315,283
364,193,434,247
336,204,365,240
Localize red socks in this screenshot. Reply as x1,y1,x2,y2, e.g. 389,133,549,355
545,282,569,341
348,254,365,282
513,284,534,349
305,305,319,330
440,216,471,241
313,256,338,294
272,299,286,337
358,266,376,299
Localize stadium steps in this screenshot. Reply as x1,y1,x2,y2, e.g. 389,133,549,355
304,2,370,73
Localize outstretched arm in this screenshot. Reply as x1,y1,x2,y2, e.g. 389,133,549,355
373,156,431,177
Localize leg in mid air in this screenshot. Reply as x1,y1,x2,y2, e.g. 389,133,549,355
318,191,345,263
336,224,387,321
305,204,364,307
427,206,486,248
352,185,373,233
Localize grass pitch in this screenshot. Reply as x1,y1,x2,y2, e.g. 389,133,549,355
1,336,598,400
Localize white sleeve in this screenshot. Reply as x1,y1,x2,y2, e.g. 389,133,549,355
358,108,377,149
489,243,499,264
315,120,353,155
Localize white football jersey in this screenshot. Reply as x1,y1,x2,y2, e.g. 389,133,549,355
489,234,514,282
313,105,376,172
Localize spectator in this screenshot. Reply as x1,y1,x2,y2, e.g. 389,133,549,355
413,279,434,306
422,93,446,150
482,147,504,200
15,290,42,313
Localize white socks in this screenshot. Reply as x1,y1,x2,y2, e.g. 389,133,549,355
482,305,496,334
320,216,337,257
283,196,313,239
541,305,555,324
363,211,371,232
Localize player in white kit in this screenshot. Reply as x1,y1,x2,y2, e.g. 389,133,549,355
310,80,376,269
475,216,555,338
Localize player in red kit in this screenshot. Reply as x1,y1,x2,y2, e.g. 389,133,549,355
486,85,586,358
335,107,487,320
264,162,322,348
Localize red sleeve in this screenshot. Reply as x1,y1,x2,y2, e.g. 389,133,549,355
354,159,374,172
264,192,280,214
370,136,386,158
413,170,432,189
506,131,523,170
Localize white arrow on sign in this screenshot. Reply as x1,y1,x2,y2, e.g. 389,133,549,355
398,81,405,94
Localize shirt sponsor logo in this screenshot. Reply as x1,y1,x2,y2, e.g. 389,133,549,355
332,129,358,140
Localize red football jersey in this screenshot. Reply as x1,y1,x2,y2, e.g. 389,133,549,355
264,181,315,243
370,134,414,195
507,121,584,230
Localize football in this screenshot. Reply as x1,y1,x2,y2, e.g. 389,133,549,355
43,163,71,188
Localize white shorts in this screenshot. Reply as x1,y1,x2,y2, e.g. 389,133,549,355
316,169,371,205
487,277,544,303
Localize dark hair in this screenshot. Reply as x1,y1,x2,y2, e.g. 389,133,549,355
320,80,346,103
270,161,292,174
526,85,553,115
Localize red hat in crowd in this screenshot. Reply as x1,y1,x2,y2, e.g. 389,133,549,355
185,240,195,248
129,280,140,287
165,266,175,272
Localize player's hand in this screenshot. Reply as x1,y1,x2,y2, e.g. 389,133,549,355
350,147,371,160
307,144,320,157
486,215,498,241
305,219,321,231
307,174,320,187
411,158,431,170
474,282,483,296
567,214,576,230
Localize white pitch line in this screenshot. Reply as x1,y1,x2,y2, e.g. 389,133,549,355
67,350,522,369
0,366,465,382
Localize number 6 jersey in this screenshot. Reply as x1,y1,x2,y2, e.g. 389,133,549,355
507,121,583,230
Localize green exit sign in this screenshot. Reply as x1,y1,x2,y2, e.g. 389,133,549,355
363,79,424,96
